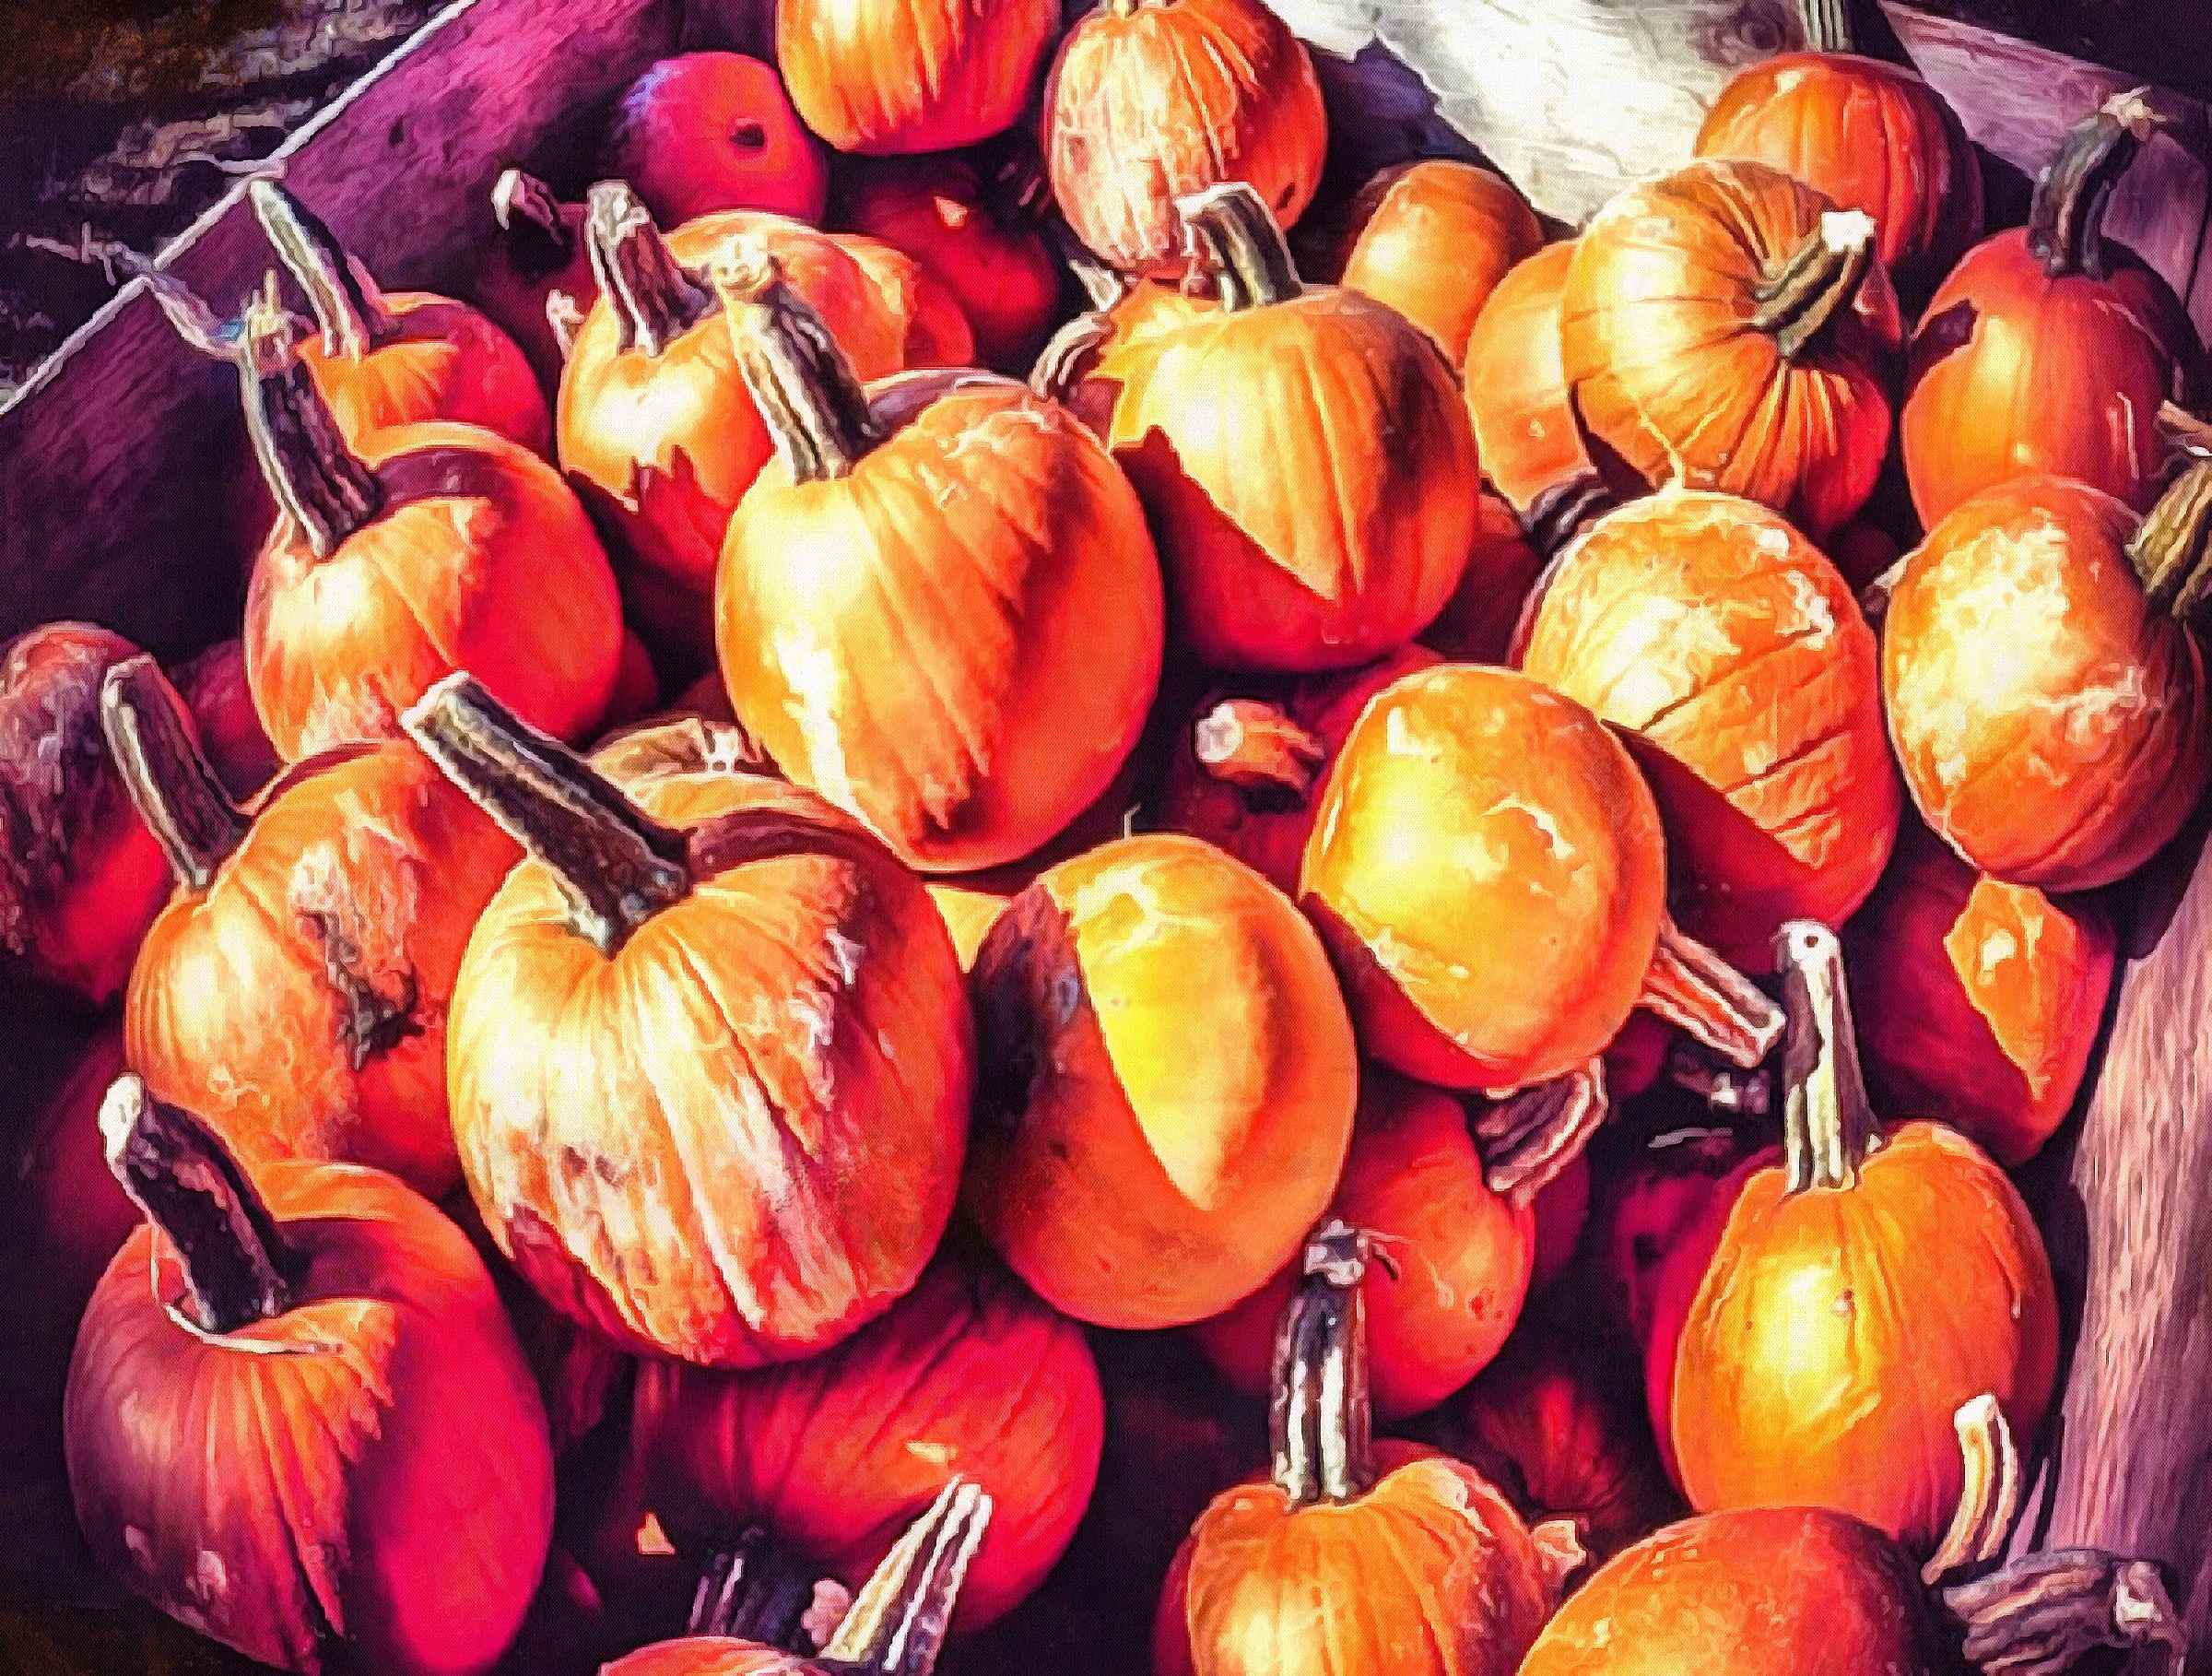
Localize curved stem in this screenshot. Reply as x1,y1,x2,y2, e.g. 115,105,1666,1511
1796,0,1855,53
1030,312,1115,404
1750,209,1878,360
1639,919,1786,1068
1193,698,1325,797
492,169,577,281
239,282,382,558
819,1479,994,1676
715,248,884,483
1474,1055,1609,1204
400,674,691,958
99,1074,302,1334
689,1530,846,1653
2029,89,2163,280
1179,183,1303,312
1944,1552,2185,1676
583,181,714,358
1269,1220,1374,1507
1047,218,1131,313
1774,918,1882,1193
1924,1395,2023,1583
250,179,394,360
1522,473,1619,561
2128,460,2212,623
100,655,247,893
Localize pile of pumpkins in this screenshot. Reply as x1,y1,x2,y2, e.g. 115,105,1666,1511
3,0,2206,1671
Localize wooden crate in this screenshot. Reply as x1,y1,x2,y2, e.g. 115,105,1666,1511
6,0,2212,1661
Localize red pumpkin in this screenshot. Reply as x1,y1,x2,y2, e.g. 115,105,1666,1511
472,169,597,388
1529,1150,1592,1293
234,297,622,761
170,638,279,799
1335,161,1543,369
250,180,549,453
1845,822,2114,1166
1419,492,1548,665
607,53,829,227
406,675,972,1368
66,1077,552,1674
833,231,978,367
1587,1123,1753,1348
776,0,1054,155
1042,0,1325,275
0,623,171,1004
1902,91,2204,525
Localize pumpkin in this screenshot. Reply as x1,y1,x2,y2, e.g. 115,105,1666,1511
776,0,1054,155
1845,822,2115,1167
106,655,518,1195
1027,272,1214,437
1561,159,1900,537
249,180,549,452
1587,1123,1753,1349
1520,490,1901,971
554,185,902,662
1102,183,1476,671
607,53,829,228
0,623,171,1004
65,1075,552,1674
1300,664,1784,1100
1163,1223,1572,1676
171,638,279,799
603,631,665,735
473,169,597,388
1646,921,2059,1552
1528,1150,1592,1293
403,674,972,1368
1335,160,1543,369
1042,0,1325,275
1692,0,1983,297
1189,1073,1535,1420
1419,492,1548,666
1902,91,2204,525
964,832,1357,1329
1827,516,1903,593
713,254,1163,872
629,1254,1102,1629
833,231,978,367
1883,466,2212,891
841,154,1061,368
234,296,622,761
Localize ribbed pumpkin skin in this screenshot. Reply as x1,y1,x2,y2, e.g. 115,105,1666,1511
447,772,973,1369
1107,288,1476,671
1464,243,1590,520
1560,159,1900,537
1518,1506,1951,1675
1335,161,1543,369
1042,0,1326,275
1520,490,1900,972
718,377,1162,873
776,0,1054,155
1881,476,2211,891
629,1257,1103,1628
299,292,550,454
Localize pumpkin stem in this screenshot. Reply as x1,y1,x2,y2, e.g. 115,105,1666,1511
2159,399,2212,460
547,289,587,362
1796,0,1856,53
1944,1552,2185,1676
239,280,382,558
1665,1038,1774,1118
250,179,394,361
1179,183,1303,312
1048,219,1132,313
400,673,692,958
583,180,715,358
1749,209,1878,360
99,1074,303,1334
1270,1219,1375,1507
1774,918,1883,1193
818,1478,994,1676
1924,1395,2023,1584
100,655,248,893
1193,698,1325,798
716,245,886,483
2127,459,2212,623
2029,89,2162,280
1639,918,1786,1068
1030,312,1116,405
492,168,577,281
1523,473,1620,561
689,1529,850,1653
1475,1056,1610,1204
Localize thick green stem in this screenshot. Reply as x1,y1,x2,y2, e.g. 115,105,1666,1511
716,248,885,483
583,181,715,358
100,655,248,893
238,287,382,559
1797,0,1855,53
492,169,577,282
1179,183,1303,312
2129,460,2212,624
2029,89,2162,280
818,1479,994,1676
1269,1220,1374,1506
1774,918,1883,1193
1750,209,1878,360
250,179,394,360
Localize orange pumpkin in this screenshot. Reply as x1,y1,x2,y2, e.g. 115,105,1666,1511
1645,921,2059,1552
472,169,598,387
607,53,829,227
1561,159,1900,537
171,637,278,799
406,675,972,1368
964,833,1357,1329
234,297,622,761
65,1077,552,1675
250,180,549,452
1521,490,1900,971
713,256,1162,872
833,231,978,367
1902,92,2204,525
1189,1073,1534,1419
776,0,1054,154
1587,1123,1753,1349
1027,271,1215,438
1103,183,1476,670
1300,665,1783,1098
1335,160,1542,369
1881,467,2212,891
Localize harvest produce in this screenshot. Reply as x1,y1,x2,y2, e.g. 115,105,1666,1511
606,53,830,228
1334,160,1542,369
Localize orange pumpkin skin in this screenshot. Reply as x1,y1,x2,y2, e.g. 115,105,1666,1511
1845,824,2115,1167
1882,476,2210,891
833,232,978,368
1695,53,1984,296
608,53,829,227
965,834,1358,1329
1520,490,1900,971
1041,0,1326,276
1561,159,1899,537
1335,161,1543,369
1420,492,1547,666
629,1257,1103,1628
298,292,550,454
1465,242,1593,524
1188,1075,1535,1420
776,0,1054,155
1588,1125,1752,1349
1518,1506,1952,1675
173,638,280,799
